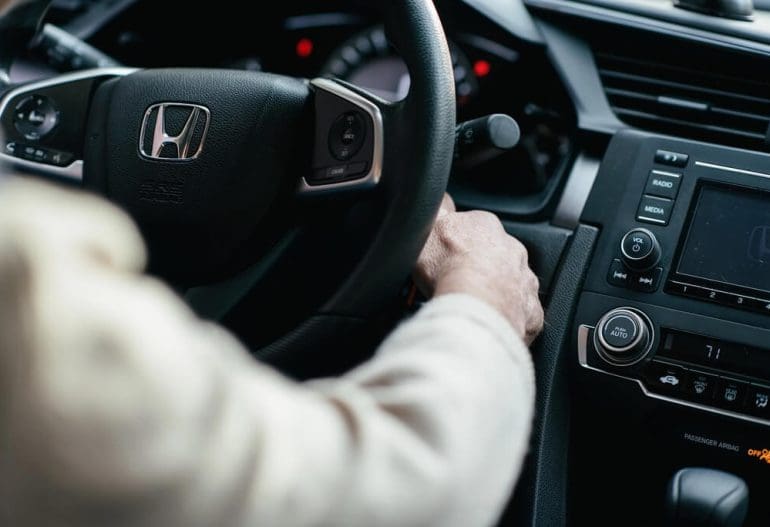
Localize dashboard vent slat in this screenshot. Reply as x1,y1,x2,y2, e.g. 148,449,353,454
595,52,770,149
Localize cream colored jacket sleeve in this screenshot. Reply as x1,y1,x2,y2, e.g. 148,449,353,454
0,179,535,527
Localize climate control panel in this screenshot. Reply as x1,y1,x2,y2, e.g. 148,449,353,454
576,131,770,429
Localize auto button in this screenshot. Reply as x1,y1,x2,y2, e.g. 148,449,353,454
594,308,653,366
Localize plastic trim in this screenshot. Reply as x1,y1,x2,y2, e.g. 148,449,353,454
578,324,770,427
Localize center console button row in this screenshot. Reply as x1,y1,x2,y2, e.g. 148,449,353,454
607,259,663,292
644,360,686,395
643,359,770,418
716,377,748,410
666,281,770,316
645,170,682,200
637,195,674,226
654,149,689,168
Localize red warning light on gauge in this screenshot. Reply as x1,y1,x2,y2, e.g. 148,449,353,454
473,59,491,78
296,38,314,58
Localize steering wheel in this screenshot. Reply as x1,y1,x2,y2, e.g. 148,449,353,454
0,0,456,373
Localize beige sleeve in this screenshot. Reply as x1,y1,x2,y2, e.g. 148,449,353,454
0,179,535,527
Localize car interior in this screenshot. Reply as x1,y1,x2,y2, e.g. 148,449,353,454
4,0,770,525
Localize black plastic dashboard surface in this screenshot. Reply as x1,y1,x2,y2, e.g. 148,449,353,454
572,130,770,526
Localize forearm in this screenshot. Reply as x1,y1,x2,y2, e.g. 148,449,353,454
0,180,536,527
318,293,536,526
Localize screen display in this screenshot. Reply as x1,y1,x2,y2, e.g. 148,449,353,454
678,186,770,294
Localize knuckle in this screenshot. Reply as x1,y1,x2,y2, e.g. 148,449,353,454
528,269,540,287
434,214,467,250
507,235,528,257
467,210,502,230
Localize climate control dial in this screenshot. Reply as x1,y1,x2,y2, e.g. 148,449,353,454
594,307,654,366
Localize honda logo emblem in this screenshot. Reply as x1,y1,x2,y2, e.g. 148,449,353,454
139,103,210,160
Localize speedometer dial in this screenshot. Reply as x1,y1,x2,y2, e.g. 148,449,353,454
321,26,478,105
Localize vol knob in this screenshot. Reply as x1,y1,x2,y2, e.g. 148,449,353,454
594,308,654,366
621,228,661,272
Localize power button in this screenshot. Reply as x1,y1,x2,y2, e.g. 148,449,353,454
621,228,662,272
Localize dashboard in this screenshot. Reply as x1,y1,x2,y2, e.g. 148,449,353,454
17,0,576,218
9,0,770,526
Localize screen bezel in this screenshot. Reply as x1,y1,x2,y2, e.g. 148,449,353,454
670,181,770,298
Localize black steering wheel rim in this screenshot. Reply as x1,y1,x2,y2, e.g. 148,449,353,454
320,1,457,317
0,0,457,371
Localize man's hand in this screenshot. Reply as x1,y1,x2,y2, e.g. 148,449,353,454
414,195,544,345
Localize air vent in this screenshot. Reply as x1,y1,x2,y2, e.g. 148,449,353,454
596,52,770,150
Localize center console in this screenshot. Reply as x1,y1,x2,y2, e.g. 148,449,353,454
576,130,770,425
571,130,770,525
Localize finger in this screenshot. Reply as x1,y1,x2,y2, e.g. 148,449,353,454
437,193,456,217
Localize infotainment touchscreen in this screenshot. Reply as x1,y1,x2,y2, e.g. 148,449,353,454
677,185,770,295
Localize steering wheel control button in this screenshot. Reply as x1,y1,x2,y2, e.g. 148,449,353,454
329,112,366,161
655,149,689,168
644,361,686,395
683,370,718,403
595,308,653,366
621,228,661,272
645,170,682,200
607,259,630,288
637,195,674,226
6,141,74,167
13,95,59,141
311,161,369,184
716,377,748,409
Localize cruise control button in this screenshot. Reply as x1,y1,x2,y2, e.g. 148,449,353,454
747,384,770,419
329,112,366,161
654,149,689,168
716,377,748,409
644,361,686,394
683,370,717,403
311,162,369,184
645,170,682,200
312,165,351,182
607,259,630,288
637,195,674,226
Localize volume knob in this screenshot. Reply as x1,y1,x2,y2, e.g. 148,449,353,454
621,228,661,272
594,308,654,366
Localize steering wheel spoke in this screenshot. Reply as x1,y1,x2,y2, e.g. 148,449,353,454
299,78,388,195
0,67,134,182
